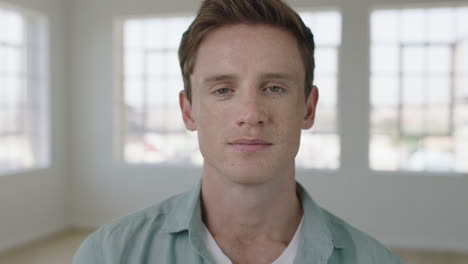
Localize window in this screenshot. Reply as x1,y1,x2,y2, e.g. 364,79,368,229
370,6,468,172
0,4,49,174
119,16,200,165
297,11,341,169
119,12,341,169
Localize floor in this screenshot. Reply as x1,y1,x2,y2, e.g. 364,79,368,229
0,229,90,264
0,229,467,264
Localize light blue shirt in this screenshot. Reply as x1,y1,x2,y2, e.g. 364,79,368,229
73,179,402,264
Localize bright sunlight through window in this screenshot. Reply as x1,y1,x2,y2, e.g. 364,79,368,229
297,10,341,169
0,5,49,174
370,6,468,173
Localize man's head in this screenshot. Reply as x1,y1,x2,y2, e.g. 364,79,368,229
178,0,319,185
178,0,315,102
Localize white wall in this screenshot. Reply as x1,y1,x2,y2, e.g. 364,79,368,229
0,0,68,253
68,0,468,252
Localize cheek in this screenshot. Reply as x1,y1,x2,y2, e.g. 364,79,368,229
197,102,228,135
271,118,299,138
276,100,305,123
274,106,304,140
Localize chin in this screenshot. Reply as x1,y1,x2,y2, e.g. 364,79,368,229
225,167,279,186
202,153,295,186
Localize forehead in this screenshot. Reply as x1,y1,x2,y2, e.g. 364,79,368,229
191,23,305,80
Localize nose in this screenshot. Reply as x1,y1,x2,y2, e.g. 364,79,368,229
235,89,268,128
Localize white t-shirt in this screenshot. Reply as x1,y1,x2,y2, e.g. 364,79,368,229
202,218,303,264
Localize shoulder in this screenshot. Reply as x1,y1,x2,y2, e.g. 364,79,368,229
321,209,402,264
73,190,191,264
97,189,189,239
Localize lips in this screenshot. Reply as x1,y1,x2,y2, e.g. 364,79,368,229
229,139,273,153
230,139,272,145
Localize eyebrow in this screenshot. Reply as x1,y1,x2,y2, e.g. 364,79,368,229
202,74,236,84
259,72,295,81
202,72,294,84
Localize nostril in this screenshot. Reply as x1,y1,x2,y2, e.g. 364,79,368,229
236,107,267,127
237,120,265,127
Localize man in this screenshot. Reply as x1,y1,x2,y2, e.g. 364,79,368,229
73,0,402,263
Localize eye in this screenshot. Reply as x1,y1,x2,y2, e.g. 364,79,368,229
214,88,232,96
266,86,285,93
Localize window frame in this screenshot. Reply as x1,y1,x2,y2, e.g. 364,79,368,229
0,3,50,176
114,13,200,169
368,4,468,175
296,8,343,171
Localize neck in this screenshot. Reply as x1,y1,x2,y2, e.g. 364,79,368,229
201,165,302,244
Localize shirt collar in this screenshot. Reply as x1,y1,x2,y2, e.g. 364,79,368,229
161,179,345,257
162,179,215,262
295,182,345,262
162,179,203,234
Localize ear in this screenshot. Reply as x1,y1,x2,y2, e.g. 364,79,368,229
302,85,319,129
179,91,197,131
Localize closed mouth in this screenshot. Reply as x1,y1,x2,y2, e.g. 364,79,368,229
229,139,273,145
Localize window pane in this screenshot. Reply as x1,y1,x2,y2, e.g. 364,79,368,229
315,77,336,105
406,136,455,171
454,120,468,172
456,8,468,40
456,77,468,103
167,17,190,47
133,132,200,164
165,78,183,104
0,10,5,42
301,11,341,45
143,20,163,49
371,5,468,173
124,137,144,163
145,106,166,132
456,41,468,74
371,107,398,135
124,50,143,77
0,5,49,174
370,134,401,171
426,106,450,134
402,77,424,106
146,77,168,105
428,46,451,74
145,52,165,77
297,10,341,169
401,9,426,43
371,46,399,74
402,47,424,75
0,10,24,45
124,79,144,108
297,133,339,169
402,106,424,135
166,105,185,131
428,8,455,42
165,51,181,77
455,104,468,129
124,20,143,49
428,76,451,104
315,48,337,74
371,10,398,43
371,76,399,107
122,16,194,165
313,105,336,133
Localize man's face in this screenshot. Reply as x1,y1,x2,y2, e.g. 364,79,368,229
180,24,318,185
